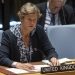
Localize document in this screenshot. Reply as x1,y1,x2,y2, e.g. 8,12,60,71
6,58,75,74
58,58,71,64
6,65,49,74
6,68,29,74
42,58,73,65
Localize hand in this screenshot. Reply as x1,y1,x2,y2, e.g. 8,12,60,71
15,62,34,71
50,57,60,66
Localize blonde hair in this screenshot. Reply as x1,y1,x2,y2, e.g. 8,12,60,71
18,2,42,20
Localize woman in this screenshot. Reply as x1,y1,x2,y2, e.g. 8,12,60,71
0,3,59,71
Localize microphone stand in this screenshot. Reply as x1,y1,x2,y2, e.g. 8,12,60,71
29,33,32,63
1,0,4,30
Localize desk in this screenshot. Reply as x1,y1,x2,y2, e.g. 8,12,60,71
0,73,5,75
22,71,75,75
0,62,75,75
0,71,75,75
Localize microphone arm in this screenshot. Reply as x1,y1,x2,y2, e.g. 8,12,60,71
28,34,33,62
1,0,4,4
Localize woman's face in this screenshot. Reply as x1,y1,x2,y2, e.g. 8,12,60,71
49,0,64,14
21,13,38,32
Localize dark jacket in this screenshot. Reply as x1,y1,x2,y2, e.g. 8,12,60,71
37,2,75,27
0,25,58,67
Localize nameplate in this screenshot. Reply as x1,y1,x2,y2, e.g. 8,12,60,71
41,64,75,74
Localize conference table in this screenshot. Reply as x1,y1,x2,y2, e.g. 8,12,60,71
0,71,75,75
0,69,75,75
0,62,75,75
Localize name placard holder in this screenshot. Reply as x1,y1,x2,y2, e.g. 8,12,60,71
41,64,75,74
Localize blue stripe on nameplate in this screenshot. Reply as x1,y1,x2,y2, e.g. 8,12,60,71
41,64,75,74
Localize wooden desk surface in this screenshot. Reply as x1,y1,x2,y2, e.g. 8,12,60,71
0,73,5,75
0,62,75,75
0,71,75,75
21,71,75,75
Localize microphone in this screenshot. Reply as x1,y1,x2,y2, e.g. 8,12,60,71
30,28,36,37
62,7,66,24
28,28,36,62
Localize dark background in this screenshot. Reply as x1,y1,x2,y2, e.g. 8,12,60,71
0,0,75,31
0,0,47,30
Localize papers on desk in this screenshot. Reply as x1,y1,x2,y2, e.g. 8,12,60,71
42,58,73,65
6,68,29,74
6,58,75,74
6,65,49,74
58,58,71,64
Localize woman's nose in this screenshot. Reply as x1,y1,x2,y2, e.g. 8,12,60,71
31,20,35,25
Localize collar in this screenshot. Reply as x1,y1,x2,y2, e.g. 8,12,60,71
10,24,22,38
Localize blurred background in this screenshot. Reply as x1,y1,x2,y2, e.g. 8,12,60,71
0,0,75,31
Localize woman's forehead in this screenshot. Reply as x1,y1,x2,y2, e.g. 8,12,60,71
24,13,38,18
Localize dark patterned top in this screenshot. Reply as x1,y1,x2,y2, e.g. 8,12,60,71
10,24,33,63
